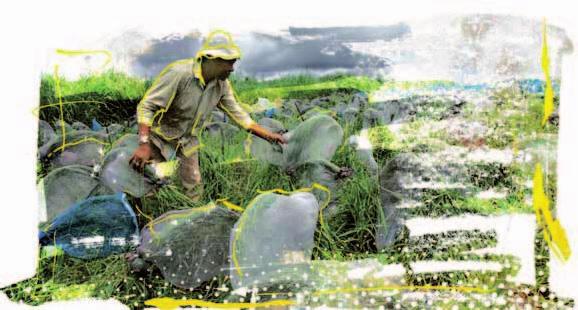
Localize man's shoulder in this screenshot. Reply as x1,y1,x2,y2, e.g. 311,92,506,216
162,59,195,77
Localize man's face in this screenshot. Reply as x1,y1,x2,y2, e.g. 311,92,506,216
204,58,237,81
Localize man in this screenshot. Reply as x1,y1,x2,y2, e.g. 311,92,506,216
129,30,286,201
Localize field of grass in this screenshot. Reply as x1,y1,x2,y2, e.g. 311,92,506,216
37,71,381,126
2,71,571,309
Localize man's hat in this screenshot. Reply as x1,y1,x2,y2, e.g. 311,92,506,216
195,30,242,60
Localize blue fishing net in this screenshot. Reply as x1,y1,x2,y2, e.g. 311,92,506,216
39,193,140,259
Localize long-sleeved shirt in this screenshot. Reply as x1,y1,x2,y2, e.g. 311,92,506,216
137,59,255,157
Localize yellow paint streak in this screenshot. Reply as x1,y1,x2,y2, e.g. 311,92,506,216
219,102,254,131
138,58,196,133
152,160,179,179
541,19,555,126
216,158,258,166
147,203,217,238
48,49,114,153
533,163,571,261
49,137,109,157
144,297,295,310
53,65,66,150
244,133,253,157
133,202,154,223
181,142,205,158
216,198,244,212
194,29,242,61
56,49,112,70
154,89,178,129
33,100,107,117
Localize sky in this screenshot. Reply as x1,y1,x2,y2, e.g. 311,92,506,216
35,14,573,83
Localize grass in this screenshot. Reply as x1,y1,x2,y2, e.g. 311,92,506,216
479,93,559,149
2,252,231,308
405,190,532,218
7,72,568,308
38,70,150,126
230,73,382,104
38,71,381,126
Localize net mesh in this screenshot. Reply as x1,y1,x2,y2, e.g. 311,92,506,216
39,193,139,259
137,204,240,289
229,191,319,289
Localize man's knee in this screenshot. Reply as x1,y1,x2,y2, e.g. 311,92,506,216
179,152,203,200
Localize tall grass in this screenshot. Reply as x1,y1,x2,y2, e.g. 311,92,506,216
14,71,567,308
38,71,381,126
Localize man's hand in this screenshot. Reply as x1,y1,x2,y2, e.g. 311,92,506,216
130,124,153,170
248,123,287,145
268,132,287,145
129,143,152,171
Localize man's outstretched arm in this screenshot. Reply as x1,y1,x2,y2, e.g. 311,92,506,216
247,123,286,145
219,80,286,145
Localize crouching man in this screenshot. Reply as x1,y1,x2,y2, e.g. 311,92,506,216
130,30,285,201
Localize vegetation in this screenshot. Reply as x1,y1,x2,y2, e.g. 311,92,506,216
2,72,569,309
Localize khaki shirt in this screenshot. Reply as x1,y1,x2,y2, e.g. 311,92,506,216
137,59,255,158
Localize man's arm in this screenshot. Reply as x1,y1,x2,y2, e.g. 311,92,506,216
136,65,182,128
247,123,286,144
130,65,182,170
218,80,286,144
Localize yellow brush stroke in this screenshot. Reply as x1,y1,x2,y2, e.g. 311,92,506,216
232,183,331,278
145,297,295,310
48,49,113,152
56,49,112,71
53,65,66,150
137,58,196,131
135,58,208,156
312,284,494,296
216,198,244,212
32,100,107,117
47,137,109,158
147,200,243,238
216,158,258,166
219,80,254,131
254,183,331,225
151,160,179,179
533,163,571,261
244,133,253,157
541,19,555,126
133,201,154,223
147,203,216,238
194,29,242,61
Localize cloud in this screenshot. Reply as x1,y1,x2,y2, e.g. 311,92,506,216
132,32,203,78
129,25,408,78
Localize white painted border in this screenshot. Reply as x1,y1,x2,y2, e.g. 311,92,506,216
0,0,576,308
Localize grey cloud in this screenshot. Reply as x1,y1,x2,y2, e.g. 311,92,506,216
133,33,203,78
130,26,407,78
